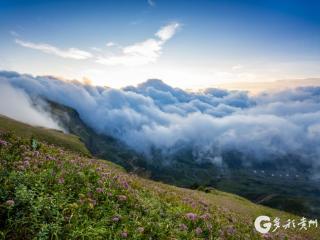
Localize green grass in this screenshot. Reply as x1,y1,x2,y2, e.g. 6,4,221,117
0,115,90,156
0,119,318,239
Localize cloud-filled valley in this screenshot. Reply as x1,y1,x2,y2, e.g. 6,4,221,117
1,71,320,172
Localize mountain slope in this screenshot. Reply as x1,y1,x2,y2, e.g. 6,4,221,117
47,102,320,218
47,101,147,172
48,101,223,186
0,115,89,155
0,117,318,239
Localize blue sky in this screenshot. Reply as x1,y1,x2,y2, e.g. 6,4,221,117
0,0,320,89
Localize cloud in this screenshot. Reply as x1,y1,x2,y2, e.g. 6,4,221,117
13,23,180,66
155,22,180,42
90,47,102,52
97,39,161,66
2,71,320,172
147,0,155,7
96,22,180,66
0,80,62,130
106,42,116,47
15,39,93,60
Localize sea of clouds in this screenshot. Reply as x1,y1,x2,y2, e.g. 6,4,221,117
1,71,320,169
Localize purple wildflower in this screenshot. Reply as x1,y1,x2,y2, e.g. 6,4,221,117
33,151,40,157
23,160,30,168
6,199,15,207
89,198,97,206
274,232,288,240
17,165,25,171
117,195,127,202
200,213,211,220
262,233,272,240
46,155,55,161
120,231,128,238
178,223,188,231
58,177,65,184
225,226,236,235
96,187,104,193
112,216,121,222
186,212,197,221
195,227,203,235
102,172,111,178
0,140,7,146
121,180,129,189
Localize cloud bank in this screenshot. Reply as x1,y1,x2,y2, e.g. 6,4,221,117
1,71,320,171
0,79,62,130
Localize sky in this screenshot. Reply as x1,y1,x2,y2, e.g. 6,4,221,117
0,0,320,90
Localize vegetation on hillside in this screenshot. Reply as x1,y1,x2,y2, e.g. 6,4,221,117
0,128,317,239
0,115,89,156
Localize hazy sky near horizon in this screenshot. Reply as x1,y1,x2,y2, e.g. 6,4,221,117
0,0,320,89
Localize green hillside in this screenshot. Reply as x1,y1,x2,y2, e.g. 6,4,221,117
0,118,318,239
0,115,89,156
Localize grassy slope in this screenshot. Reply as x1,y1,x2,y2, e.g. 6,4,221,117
0,119,318,239
0,115,89,156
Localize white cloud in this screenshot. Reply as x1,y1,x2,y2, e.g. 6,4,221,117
147,0,155,7
96,22,180,66
90,47,102,52
4,71,320,170
0,81,62,130
15,39,93,60
13,23,180,66
155,22,180,42
97,40,160,66
106,42,116,47
122,39,161,60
